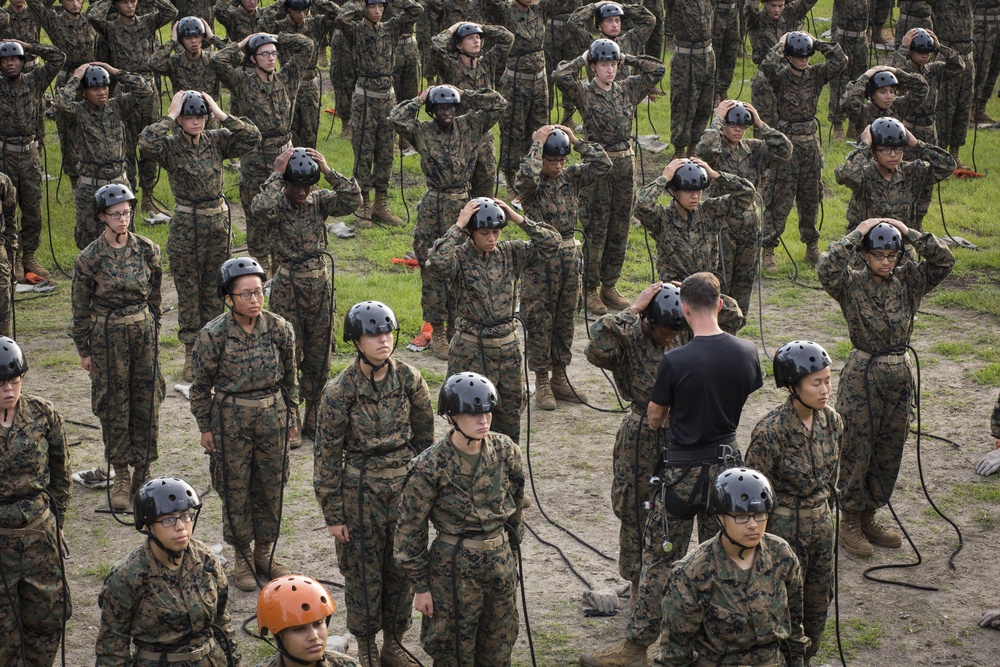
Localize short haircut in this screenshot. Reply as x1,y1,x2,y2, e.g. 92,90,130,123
680,272,721,312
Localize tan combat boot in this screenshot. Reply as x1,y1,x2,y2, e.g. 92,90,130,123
600,284,631,312
762,246,777,272
832,123,845,142
551,365,586,403
110,466,132,511
232,548,258,591
183,343,194,383
380,632,418,667
254,541,292,579
973,102,996,125
12,254,24,283
21,250,49,279
372,192,404,226
804,240,820,265
341,120,352,141
838,512,874,557
584,290,607,316
356,635,380,667
288,422,303,450
579,639,649,667
430,323,449,360
860,509,902,548
356,192,373,228
949,147,968,170
534,371,556,410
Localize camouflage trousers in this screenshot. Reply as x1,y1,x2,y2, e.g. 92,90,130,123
870,0,893,32
0,509,72,667
447,333,524,443
167,208,228,346
627,457,732,646
828,32,869,129
835,351,913,513
499,68,548,185
643,0,665,57
350,89,396,194
0,146,42,253
421,538,519,666
937,58,975,148
669,48,715,150
546,20,578,116
612,408,665,582
903,142,936,230
894,10,934,44
0,244,10,337
240,146,287,264
74,174,129,250
124,77,160,192
520,243,580,372
471,131,498,199
975,15,1000,107
330,29,354,126
269,262,334,433
56,70,80,183
91,314,164,469
721,205,761,317
713,7,741,101
751,70,777,127
335,471,414,637
414,192,465,325
209,396,290,546
762,136,822,248
767,510,834,658
580,154,634,290
394,38,419,106
293,77,322,149
416,10,436,82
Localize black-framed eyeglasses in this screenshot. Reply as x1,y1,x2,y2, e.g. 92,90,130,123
104,210,132,221
876,147,904,156
543,156,568,165
256,50,278,59
154,512,197,528
728,512,768,524
866,251,899,263
233,289,265,301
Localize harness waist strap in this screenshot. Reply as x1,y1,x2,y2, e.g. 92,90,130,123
665,437,738,464
772,500,829,519
437,531,507,550
135,638,215,663
0,507,51,538
344,463,411,478
0,140,38,153
853,349,909,364
276,266,326,279
458,331,517,347
231,390,281,408
174,202,229,216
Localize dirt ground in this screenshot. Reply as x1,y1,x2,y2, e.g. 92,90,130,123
24,263,1000,667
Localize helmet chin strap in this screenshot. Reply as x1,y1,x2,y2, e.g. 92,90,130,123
228,300,256,329
274,635,313,666
354,334,398,393
449,416,483,446
144,531,186,566
718,519,756,560
104,219,126,244
790,390,820,412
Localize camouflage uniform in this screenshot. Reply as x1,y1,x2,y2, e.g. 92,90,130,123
250,167,360,434
430,24,514,197
694,116,792,314
68,232,164,472
388,88,507,327
828,0,874,136
974,0,1000,111
0,174,13,335
212,31,313,268
760,39,846,250
554,53,664,292
213,0,263,43
712,0,741,101
665,0,715,151
148,34,227,111
895,0,935,42
138,114,261,346
841,68,929,130
260,0,340,149
546,2,582,122
485,0,570,188
816,227,954,514
393,431,525,666
175,0,216,23
584,309,672,583
328,24,354,130
835,139,955,231
385,0,420,116
888,41,965,146
993,389,1000,438
54,69,154,249
96,538,238,666
190,309,299,548
426,216,560,443
314,358,434,638
567,2,656,63
0,43,63,258
746,399,842,659
932,0,975,149
338,0,422,196
27,0,98,187
426,0,492,84
634,171,755,287
746,0,817,125
651,533,809,666
1,0,42,79
85,0,179,194
0,393,71,667
255,653,359,667
515,139,610,374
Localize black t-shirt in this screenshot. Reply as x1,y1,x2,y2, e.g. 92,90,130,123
649,333,763,448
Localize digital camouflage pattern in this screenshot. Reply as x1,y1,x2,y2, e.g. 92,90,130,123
314,358,434,636
817,227,954,513
190,310,298,546
96,538,237,667
712,0,741,101
214,0,265,43
384,0,420,112
664,0,714,150
992,389,1000,438
567,2,656,63
254,652,359,667
393,431,525,665
0,393,71,667
516,138,610,372
828,0,873,128
895,0,934,42
888,42,965,144
974,0,1000,110
932,0,975,148
68,232,164,469
427,217,560,442
746,0,817,124
149,35,227,102
328,26,354,129
841,68,929,130
0,173,13,336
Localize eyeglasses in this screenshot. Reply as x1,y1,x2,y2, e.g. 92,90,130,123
867,251,899,263
256,50,278,59
233,289,265,301
104,211,132,221
154,512,197,527
543,156,568,165
876,147,904,156
0,376,23,388
728,512,769,524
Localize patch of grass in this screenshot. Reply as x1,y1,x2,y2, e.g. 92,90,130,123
973,509,996,530
930,341,975,359
819,616,887,660
971,363,1000,386
419,368,447,387
831,340,853,361
950,480,1000,504
36,350,80,371
79,561,114,581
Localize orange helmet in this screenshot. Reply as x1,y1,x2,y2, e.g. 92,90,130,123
257,575,336,636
